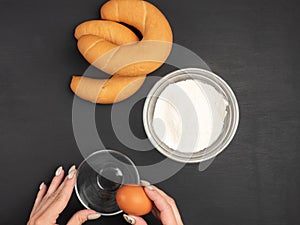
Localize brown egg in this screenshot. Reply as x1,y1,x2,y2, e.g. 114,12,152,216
116,184,152,216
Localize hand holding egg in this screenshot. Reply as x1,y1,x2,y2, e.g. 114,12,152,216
116,182,184,225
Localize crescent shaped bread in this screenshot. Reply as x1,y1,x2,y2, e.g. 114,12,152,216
70,0,173,104
77,0,173,76
74,20,139,45
70,75,146,104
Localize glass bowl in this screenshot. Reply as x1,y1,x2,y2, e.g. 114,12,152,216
75,150,140,216
143,68,239,163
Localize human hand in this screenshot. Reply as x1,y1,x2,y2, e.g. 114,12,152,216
123,181,184,225
27,165,101,225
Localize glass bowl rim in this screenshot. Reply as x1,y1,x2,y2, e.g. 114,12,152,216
143,68,239,163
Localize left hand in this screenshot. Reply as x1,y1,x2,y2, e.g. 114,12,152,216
27,165,101,225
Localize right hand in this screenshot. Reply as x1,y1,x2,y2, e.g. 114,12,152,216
123,182,184,225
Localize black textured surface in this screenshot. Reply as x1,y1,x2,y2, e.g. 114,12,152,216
1,0,300,224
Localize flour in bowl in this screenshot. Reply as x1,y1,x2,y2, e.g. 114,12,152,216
152,79,228,153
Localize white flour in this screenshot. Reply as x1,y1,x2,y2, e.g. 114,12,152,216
152,79,228,153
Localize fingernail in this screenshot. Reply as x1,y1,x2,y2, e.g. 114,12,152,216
68,165,76,174
87,213,101,220
123,214,135,224
68,170,76,179
39,182,44,190
140,180,151,187
68,165,76,179
55,166,63,176
145,185,154,191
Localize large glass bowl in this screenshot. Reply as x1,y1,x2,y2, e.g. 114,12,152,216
75,150,140,216
143,68,239,163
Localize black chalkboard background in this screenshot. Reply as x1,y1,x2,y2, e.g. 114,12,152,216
0,0,299,224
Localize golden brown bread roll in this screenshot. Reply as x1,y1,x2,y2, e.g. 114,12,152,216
70,0,173,104
71,75,146,104
75,20,139,45
76,0,172,76
101,1,172,42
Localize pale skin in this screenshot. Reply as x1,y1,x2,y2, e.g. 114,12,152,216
27,165,184,225
126,183,184,225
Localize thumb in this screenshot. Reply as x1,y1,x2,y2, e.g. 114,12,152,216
123,214,148,225
67,209,101,225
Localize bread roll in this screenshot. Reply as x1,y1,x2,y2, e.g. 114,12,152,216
70,75,146,104
77,0,173,76
75,20,139,45
70,0,173,104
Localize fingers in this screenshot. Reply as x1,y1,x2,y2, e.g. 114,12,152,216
123,214,147,225
28,165,83,225
66,210,101,225
143,186,172,213
46,166,65,195
32,165,65,214
151,186,183,225
151,186,173,204
47,165,77,214
34,165,77,222
144,186,177,225
29,182,47,218
141,181,183,225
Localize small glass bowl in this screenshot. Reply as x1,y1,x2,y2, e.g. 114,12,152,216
143,68,239,163
75,150,140,216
